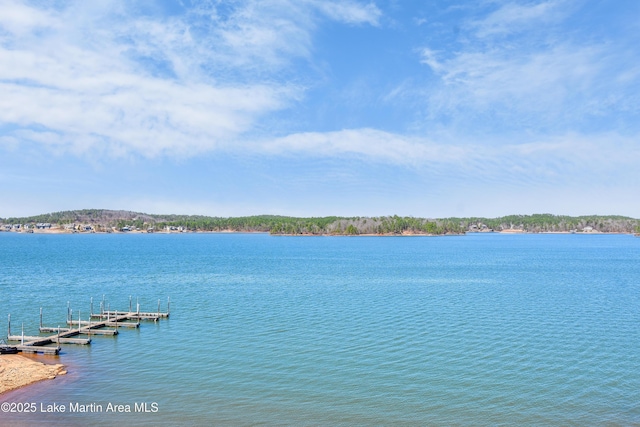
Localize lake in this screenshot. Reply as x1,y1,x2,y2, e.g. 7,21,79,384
1,232,639,425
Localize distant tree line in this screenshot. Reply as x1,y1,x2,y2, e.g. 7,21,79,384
319,216,465,235
1,210,638,235
455,214,639,234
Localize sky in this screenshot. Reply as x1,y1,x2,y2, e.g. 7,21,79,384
1,0,639,218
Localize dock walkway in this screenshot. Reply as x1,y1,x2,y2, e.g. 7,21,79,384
6,298,169,355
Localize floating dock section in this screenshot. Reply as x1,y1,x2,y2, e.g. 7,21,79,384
6,297,169,355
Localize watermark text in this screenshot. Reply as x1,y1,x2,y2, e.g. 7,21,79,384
1,401,159,414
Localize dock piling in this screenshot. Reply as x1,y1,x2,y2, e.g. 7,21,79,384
8,296,168,354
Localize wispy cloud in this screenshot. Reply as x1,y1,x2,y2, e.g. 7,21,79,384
422,44,606,118
471,0,566,38
258,127,640,190
262,128,464,166
417,0,640,135
313,1,381,26
0,0,379,158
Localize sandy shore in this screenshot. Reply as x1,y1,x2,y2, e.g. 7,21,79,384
0,355,66,394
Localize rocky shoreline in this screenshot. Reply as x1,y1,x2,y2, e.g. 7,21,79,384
0,355,66,395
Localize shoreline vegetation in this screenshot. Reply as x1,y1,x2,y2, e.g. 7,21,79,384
1,210,639,236
0,355,66,395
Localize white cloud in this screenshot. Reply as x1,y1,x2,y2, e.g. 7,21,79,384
425,44,604,113
0,0,60,36
262,128,465,166
0,0,380,158
419,47,443,73
313,1,382,26
417,1,640,133
259,127,640,189
472,0,565,38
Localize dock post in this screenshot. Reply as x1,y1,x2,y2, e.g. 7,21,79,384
57,325,60,347
102,294,105,315
129,295,132,313
168,296,170,316
157,299,160,322
115,310,118,332
40,307,43,329
21,322,24,346
7,314,10,336
137,302,140,316
78,310,81,332
90,297,93,316
67,301,70,323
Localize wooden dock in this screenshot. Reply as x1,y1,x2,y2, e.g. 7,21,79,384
68,319,140,328
6,297,169,355
39,326,118,335
13,345,61,355
8,335,91,345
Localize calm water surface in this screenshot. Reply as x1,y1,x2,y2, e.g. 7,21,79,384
0,233,639,426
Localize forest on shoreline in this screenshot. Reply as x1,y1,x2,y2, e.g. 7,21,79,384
2,210,639,235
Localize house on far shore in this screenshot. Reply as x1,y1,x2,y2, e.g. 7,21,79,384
582,226,594,233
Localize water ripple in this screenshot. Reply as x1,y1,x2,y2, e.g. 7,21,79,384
0,233,639,425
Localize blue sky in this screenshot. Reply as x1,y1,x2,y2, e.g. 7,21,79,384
1,0,639,218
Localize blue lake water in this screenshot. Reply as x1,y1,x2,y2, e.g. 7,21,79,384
0,232,639,426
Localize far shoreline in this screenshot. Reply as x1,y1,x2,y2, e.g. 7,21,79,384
0,229,636,237
2,211,638,236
